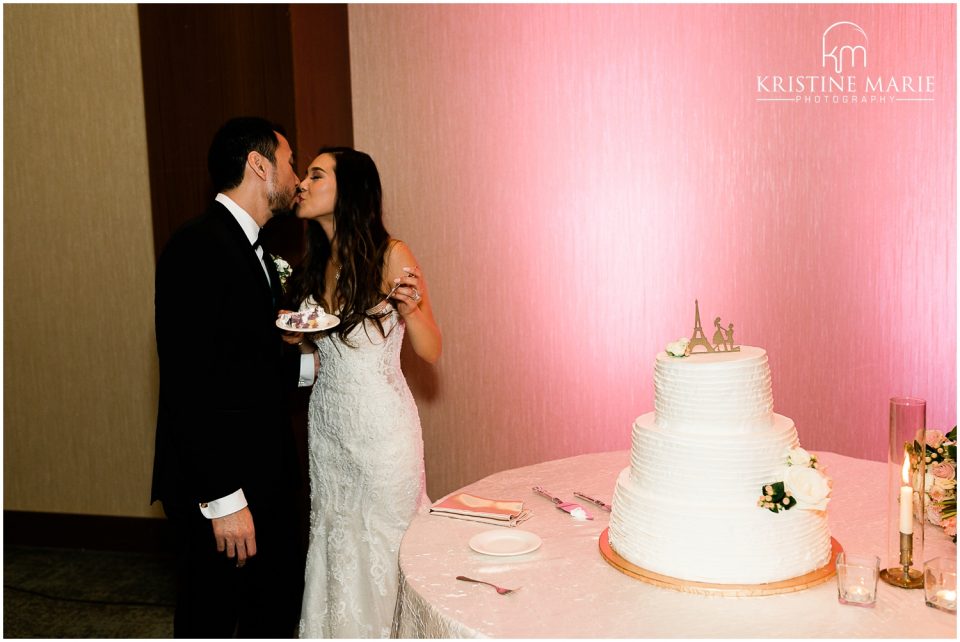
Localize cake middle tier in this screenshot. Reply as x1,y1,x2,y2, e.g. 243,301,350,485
630,412,800,503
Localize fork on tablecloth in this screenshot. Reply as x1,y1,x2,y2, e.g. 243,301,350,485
456,575,521,595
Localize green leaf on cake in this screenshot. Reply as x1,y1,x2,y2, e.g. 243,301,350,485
758,481,795,513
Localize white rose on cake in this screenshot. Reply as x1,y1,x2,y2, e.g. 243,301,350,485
786,447,813,468
666,337,690,357
783,466,832,511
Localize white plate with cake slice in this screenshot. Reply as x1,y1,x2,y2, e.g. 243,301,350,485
276,310,340,333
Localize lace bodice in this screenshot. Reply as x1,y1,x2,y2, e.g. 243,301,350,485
312,308,408,402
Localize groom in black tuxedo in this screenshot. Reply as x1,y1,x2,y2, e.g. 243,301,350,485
152,117,316,637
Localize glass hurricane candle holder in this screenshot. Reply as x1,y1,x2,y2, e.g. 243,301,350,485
880,397,925,589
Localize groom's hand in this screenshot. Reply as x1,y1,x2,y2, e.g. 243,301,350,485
212,507,257,567
277,310,304,346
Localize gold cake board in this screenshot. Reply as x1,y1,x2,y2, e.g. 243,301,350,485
599,528,842,597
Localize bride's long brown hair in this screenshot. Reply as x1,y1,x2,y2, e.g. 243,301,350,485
285,147,392,343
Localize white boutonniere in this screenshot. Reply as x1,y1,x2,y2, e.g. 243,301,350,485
271,254,292,291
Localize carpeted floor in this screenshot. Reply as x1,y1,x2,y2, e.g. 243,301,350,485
3,546,176,638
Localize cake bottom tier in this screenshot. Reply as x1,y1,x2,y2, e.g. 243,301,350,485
608,467,832,584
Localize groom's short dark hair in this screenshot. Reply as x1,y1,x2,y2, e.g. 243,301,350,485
208,117,287,193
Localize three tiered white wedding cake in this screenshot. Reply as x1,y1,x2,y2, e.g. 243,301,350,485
607,346,833,585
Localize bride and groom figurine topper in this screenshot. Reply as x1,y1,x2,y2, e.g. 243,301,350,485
685,299,740,355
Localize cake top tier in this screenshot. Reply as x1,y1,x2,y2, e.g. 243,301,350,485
653,346,774,433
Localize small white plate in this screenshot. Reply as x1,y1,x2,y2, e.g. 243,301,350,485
276,313,340,333
469,529,542,556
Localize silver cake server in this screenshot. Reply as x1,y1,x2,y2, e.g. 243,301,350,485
532,486,593,520
573,491,612,512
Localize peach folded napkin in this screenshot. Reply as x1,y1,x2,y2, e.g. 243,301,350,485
429,493,531,527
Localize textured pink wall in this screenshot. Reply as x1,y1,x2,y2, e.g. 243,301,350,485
348,4,956,498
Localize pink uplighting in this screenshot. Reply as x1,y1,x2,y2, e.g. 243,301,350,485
348,4,956,496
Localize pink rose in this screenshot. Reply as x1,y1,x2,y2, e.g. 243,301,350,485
943,516,957,538
929,486,946,502
925,503,943,525
931,461,956,480
925,430,946,447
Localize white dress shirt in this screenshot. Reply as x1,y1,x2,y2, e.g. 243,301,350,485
216,193,271,282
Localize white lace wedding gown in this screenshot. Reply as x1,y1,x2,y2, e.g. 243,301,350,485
299,306,429,638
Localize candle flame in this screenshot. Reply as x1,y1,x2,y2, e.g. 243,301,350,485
902,454,911,485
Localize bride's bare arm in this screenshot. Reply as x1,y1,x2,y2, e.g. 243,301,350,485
384,240,441,363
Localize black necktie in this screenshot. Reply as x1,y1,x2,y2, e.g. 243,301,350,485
252,238,261,251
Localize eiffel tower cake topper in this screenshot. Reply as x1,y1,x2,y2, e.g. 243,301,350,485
666,300,740,357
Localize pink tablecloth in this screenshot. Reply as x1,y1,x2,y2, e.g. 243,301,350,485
394,451,956,638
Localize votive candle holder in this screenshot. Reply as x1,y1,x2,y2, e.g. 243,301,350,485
836,552,880,607
924,557,957,613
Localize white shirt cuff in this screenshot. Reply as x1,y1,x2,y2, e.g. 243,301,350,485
199,488,247,519
298,353,316,387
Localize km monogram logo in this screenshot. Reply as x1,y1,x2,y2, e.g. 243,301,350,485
822,21,867,74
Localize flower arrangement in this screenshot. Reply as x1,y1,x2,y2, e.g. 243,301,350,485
758,447,832,513
907,426,956,543
272,254,292,291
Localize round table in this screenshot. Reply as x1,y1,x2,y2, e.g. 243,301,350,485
393,451,956,638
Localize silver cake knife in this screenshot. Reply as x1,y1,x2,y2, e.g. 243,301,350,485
532,486,594,520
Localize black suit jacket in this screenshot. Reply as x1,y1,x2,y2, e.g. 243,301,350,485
152,201,301,509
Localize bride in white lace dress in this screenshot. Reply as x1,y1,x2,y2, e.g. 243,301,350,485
282,148,441,638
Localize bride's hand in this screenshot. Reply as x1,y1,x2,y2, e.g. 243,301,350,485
390,266,426,316
384,244,441,363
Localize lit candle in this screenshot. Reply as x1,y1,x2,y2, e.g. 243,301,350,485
935,589,956,604
899,456,913,534
845,585,871,602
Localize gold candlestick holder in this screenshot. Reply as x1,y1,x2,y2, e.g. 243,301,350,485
879,532,923,588
880,397,925,590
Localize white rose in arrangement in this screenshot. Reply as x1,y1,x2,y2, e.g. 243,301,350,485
929,485,947,503
933,475,957,492
783,466,832,511
666,337,690,357
786,447,812,468
921,472,954,493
